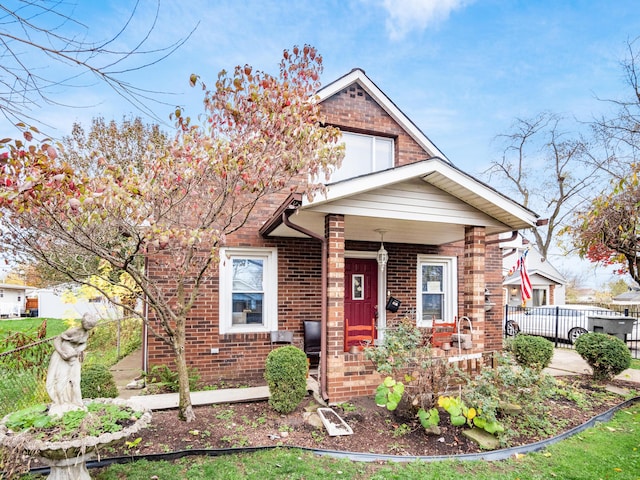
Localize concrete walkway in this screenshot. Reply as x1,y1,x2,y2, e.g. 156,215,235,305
109,348,269,410
110,347,640,411
544,348,640,383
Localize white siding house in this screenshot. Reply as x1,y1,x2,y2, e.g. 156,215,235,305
31,285,122,320
0,283,33,317
502,235,566,307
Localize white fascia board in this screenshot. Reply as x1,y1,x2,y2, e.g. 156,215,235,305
420,160,538,228
304,160,437,207
317,69,449,162
304,158,538,228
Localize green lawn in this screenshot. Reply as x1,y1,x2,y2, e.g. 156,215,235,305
630,358,640,370
65,402,638,479
0,317,69,340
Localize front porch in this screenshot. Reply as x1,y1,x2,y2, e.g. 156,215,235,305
261,158,537,404
323,215,498,403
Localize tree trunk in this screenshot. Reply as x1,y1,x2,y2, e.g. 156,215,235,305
174,317,195,422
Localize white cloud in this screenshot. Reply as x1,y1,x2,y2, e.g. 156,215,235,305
381,0,473,40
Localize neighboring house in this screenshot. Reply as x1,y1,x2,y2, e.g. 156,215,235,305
144,68,539,404
612,289,640,307
30,285,122,320
0,283,33,317
502,235,566,307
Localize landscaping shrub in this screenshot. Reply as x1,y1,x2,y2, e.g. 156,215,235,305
81,363,118,398
575,332,631,381
462,354,557,441
507,334,554,370
264,345,308,414
145,363,200,393
365,317,453,425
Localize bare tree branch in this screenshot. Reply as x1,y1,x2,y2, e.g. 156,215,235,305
484,112,612,258
0,0,197,127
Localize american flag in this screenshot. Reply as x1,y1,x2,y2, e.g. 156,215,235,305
508,248,532,307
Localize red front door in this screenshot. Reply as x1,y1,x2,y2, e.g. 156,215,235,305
344,258,378,348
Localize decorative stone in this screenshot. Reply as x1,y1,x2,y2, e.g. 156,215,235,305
462,428,500,450
499,401,523,415
302,411,324,429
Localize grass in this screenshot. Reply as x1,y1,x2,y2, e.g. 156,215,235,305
630,358,640,370
0,317,68,341
35,402,634,480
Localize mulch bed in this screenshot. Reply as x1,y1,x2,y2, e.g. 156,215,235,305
95,375,637,459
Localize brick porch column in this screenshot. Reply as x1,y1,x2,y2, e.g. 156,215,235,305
325,214,345,400
464,226,486,352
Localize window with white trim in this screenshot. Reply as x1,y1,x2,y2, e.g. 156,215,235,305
417,255,457,327
219,248,278,334
329,132,394,182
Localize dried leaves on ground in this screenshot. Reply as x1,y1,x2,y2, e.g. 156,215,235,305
99,375,636,459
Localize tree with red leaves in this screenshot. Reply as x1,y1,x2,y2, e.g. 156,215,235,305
0,45,344,422
567,163,640,283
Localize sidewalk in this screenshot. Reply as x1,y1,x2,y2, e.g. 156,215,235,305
544,348,640,383
109,348,144,400
109,348,270,409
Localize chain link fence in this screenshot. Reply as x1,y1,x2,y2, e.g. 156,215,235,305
0,336,54,418
0,316,142,418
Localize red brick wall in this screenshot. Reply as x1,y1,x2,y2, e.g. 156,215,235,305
485,237,504,352
146,233,500,398
146,236,323,385
321,84,435,164
145,77,504,401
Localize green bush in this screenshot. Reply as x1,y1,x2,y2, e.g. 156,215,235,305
145,364,199,393
575,332,631,381
264,345,308,414
507,335,554,370
81,363,119,398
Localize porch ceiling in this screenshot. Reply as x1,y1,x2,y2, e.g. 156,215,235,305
268,210,468,245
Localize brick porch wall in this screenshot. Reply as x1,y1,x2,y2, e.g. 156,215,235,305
324,231,498,404
485,237,504,352
463,226,486,353
324,214,383,400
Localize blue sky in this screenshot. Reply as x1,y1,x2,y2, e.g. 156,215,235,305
22,0,639,175
5,0,640,287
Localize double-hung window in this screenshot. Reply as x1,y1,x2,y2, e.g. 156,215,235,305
219,248,277,334
417,255,457,327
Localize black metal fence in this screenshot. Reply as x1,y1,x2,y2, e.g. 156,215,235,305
504,304,640,359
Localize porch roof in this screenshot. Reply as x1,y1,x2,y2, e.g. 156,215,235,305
261,157,538,245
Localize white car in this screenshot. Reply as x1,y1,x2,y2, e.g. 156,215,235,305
505,304,637,344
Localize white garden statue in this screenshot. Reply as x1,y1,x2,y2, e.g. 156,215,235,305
0,312,151,480
46,313,98,417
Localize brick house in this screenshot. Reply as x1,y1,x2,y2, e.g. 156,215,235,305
144,68,538,404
